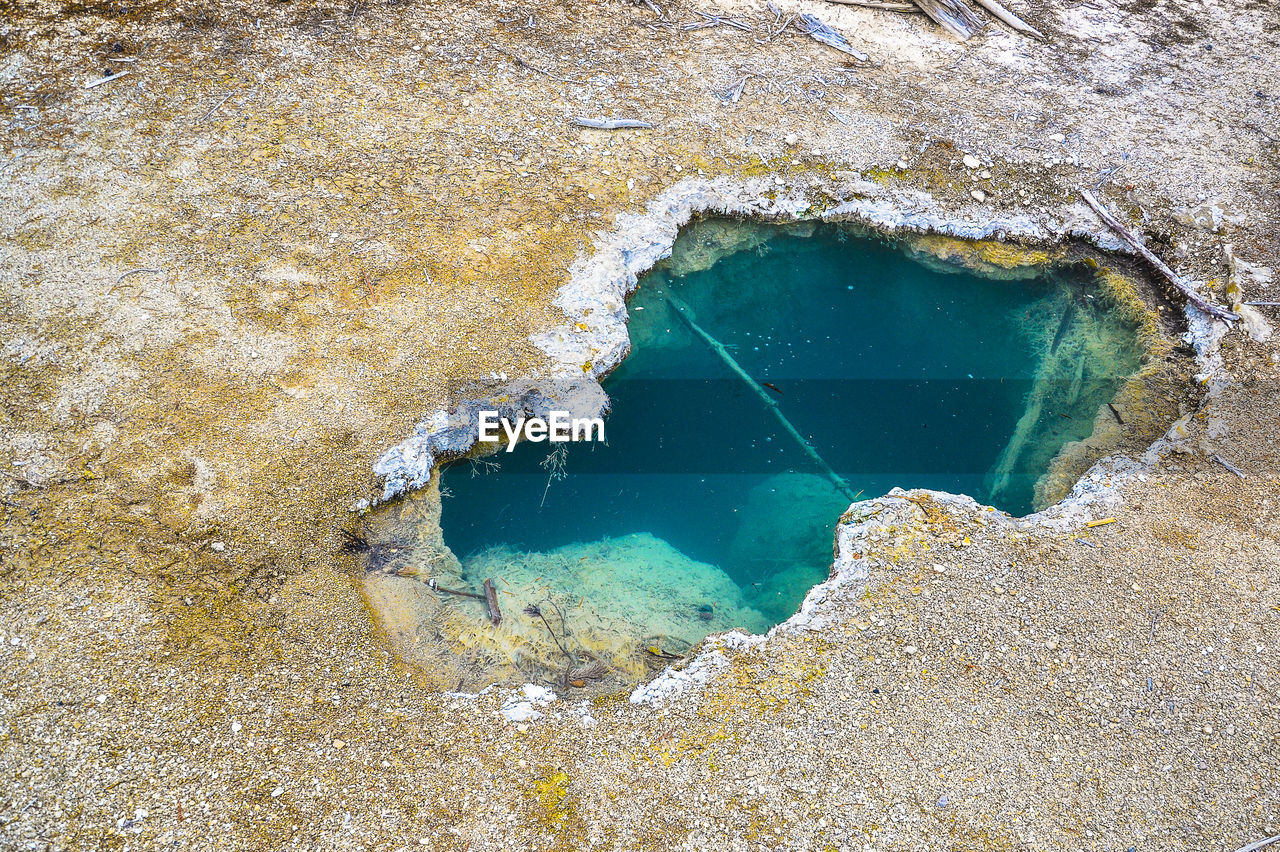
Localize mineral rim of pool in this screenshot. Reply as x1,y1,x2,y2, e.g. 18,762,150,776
363,218,1150,689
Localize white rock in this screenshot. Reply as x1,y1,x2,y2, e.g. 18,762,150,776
971,189,987,202
210,541,226,552
1049,132,1066,142
962,154,980,169
903,645,918,655
979,169,991,179
784,133,798,145
774,176,785,186
896,160,908,169
231,721,242,733
270,786,284,798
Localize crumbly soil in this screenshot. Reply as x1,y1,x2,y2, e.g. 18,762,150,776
1,0,1277,847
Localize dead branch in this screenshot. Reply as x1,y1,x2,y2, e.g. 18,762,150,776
1213,454,1247,480
1080,189,1239,322
1234,834,1280,852
910,0,984,39
971,0,1043,38
826,0,917,11
428,578,485,600
571,117,654,129
797,13,870,61
198,93,233,122
116,267,161,283
86,71,130,89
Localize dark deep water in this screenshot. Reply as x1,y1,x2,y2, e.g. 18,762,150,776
438,221,1144,625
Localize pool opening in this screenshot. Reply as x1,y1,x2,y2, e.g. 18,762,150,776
362,218,1164,691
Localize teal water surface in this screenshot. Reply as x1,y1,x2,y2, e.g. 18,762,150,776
439,220,1145,627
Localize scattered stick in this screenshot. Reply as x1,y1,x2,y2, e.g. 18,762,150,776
1245,122,1279,145
86,71,130,89
483,578,502,625
1243,301,1280,307
1080,190,1239,322
684,10,753,30
116,267,161,283
1214,454,1247,480
491,45,548,76
1234,835,1280,852
826,0,917,10
198,93,232,122
797,13,870,61
1074,537,1097,548
1107,403,1125,425
427,578,485,600
571,117,654,129
910,0,985,39
971,0,1044,38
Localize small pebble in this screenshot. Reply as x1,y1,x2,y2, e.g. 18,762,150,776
962,154,980,168
903,645,918,655
270,786,283,797
971,189,987,202
1049,132,1066,142
784,133,798,145
979,169,991,178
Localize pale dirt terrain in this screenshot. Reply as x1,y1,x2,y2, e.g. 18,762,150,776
1,0,1278,848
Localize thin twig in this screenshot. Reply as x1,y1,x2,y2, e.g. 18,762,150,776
571,117,653,129
86,71,130,89
1234,835,1280,852
1213,454,1247,480
198,93,233,122
116,267,161,283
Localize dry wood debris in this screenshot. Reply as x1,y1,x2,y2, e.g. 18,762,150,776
822,0,1044,41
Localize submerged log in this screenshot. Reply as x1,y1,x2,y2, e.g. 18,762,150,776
483,578,502,626
665,292,860,504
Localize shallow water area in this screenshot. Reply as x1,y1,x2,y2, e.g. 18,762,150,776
364,219,1153,690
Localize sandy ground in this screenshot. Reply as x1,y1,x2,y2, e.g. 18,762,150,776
1,0,1278,847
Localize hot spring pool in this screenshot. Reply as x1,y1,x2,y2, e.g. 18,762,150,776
364,219,1153,688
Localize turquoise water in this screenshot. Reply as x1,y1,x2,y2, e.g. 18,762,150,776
438,220,1144,627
